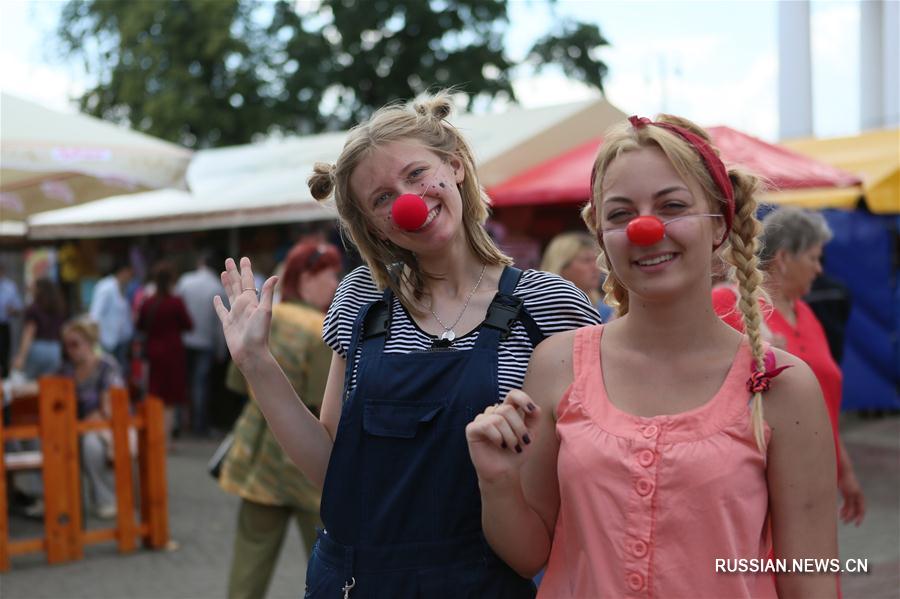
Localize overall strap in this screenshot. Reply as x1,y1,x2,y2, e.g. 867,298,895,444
480,266,545,348
341,290,391,403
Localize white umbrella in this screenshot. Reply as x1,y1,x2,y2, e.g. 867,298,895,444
0,93,192,234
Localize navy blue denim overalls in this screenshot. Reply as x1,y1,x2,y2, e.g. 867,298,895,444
304,267,537,598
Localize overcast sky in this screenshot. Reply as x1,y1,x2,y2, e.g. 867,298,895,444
0,0,862,142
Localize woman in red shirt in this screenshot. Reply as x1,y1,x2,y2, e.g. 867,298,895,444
137,261,192,440
713,207,865,526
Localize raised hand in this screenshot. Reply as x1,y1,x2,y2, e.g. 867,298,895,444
466,390,540,484
213,257,278,370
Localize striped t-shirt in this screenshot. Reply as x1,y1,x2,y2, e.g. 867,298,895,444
323,265,601,401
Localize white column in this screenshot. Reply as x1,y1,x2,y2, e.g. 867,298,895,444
778,0,814,140
860,0,884,130
881,0,899,127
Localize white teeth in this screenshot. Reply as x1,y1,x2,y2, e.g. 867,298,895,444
419,205,440,229
637,253,674,266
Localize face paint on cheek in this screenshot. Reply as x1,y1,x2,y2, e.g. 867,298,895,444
439,182,446,189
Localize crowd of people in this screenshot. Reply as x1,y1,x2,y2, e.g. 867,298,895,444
0,249,237,519
1,89,868,598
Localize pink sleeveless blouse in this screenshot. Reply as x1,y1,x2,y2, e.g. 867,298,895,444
538,325,777,598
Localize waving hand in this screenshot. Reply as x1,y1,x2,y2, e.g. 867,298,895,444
214,257,278,369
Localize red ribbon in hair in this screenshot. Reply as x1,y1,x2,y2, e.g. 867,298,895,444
591,116,736,249
746,349,792,394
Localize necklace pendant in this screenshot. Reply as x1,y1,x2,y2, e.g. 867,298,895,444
440,330,456,342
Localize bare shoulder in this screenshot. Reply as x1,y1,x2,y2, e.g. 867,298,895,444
762,347,826,429
532,328,579,370
524,327,583,411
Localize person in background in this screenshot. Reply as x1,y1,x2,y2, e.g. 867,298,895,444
540,232,613,321
89,259,134,374
11,278,65,379
138,261,192,442
220,240,341,599
60,316,124,519
0,263,23,378
176,251,224,436
713,206,865,526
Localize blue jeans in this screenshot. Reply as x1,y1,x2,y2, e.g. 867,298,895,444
186,347,214,434
24,340,63,380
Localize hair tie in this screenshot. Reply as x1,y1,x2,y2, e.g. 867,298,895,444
746,349,792,394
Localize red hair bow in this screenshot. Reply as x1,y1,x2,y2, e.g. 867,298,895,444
746,349,792,394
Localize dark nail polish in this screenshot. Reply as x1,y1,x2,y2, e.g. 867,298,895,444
515,444,522,454
527,403,536,412
523,434,531,445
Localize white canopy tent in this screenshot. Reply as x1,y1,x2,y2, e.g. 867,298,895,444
1,93,192,235
26,188,338,240
26,97,627,239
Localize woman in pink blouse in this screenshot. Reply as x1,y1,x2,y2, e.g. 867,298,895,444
467,115,838,598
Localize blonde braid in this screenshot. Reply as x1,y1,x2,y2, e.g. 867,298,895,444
722,170,768,451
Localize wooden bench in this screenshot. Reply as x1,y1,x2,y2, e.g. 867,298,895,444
0,377,168,570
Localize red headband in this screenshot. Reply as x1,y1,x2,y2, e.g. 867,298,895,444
591,115,735,248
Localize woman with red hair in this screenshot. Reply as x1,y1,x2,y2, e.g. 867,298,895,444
219,240,342,599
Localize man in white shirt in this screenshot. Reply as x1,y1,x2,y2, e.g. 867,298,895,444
175,252,224,435
89,260,134,373
0,263,23,377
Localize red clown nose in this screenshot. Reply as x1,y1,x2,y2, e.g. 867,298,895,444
392,194,429,231
626,215,666,246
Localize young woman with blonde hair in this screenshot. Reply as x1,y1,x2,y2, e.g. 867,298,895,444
215,92,599,597
467,115,838,598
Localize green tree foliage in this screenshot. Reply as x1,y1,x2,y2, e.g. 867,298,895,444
57,0,609,148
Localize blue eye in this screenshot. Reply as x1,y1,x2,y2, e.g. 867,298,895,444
373,192,391,206
408,167,426,181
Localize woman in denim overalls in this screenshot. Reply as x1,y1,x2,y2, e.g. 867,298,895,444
215,92,599,597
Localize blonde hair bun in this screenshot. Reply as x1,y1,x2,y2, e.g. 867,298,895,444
413,92,453,121
308,162,336,201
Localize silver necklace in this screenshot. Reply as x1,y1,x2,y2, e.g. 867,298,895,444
428,264,487,342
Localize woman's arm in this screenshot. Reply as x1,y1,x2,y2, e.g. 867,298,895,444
765,348,839,599
244,349,344,487
466,330,574,577
177,298,193,332
215,257,339,488
836,436,865,526
11,321,36,372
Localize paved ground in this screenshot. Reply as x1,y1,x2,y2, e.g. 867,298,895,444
1,438,308,599
1,414,898,599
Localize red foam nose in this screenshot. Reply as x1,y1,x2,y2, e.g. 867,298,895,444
626,216,666,246
392,194,429,231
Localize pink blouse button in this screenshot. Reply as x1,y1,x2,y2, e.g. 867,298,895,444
635,479,654,497
637,449,655,467
632,539,649,557
626,572,645,591
642,424,659,438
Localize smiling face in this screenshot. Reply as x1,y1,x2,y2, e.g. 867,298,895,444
348,139,466,256
598,146,725,303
